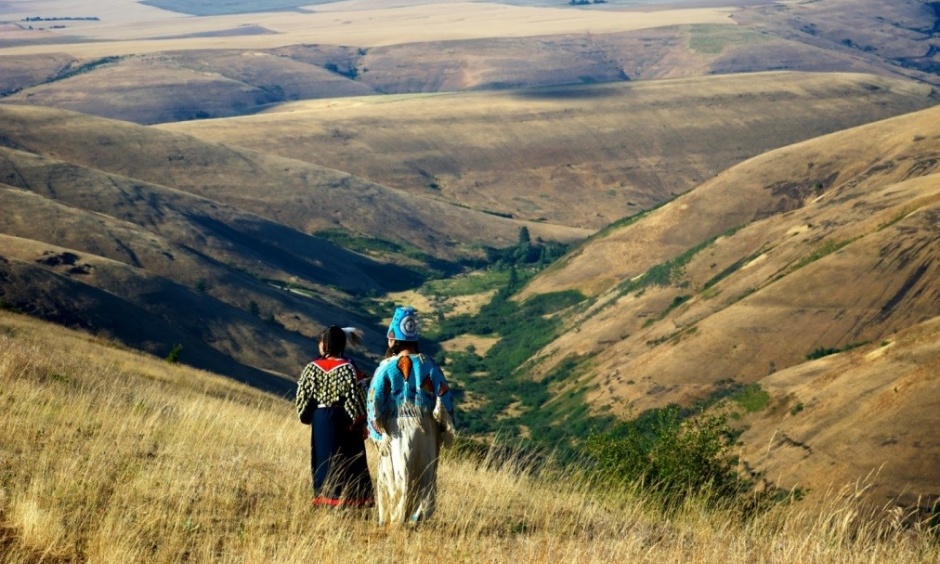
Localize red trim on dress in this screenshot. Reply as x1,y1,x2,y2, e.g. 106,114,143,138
312,496,375,507
312,357,350,371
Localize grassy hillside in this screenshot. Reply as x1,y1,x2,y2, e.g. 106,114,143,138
0,105,584,258
3,1,938,122
0,49,377,124
0,143,412,380
0,102,588,383
0,236,296,394
163,71,936,230
464,102,940,505
1,0,938,525
4,69,926,382
1,310,937,563
526,103,940,297
734,0,940,83
739,316,940,511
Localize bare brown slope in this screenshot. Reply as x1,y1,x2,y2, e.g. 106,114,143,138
0,145,433,379
162,72,936,230
733,0,940,83
0,49,377,124
2,1,936,123
0,146,415,295
0,127,462,378
514,105,940,503
522,103,940,412
570,174,940,413
526,102,940,298
0,242,295,395
738,316,940,510
0,104,587,258
0,185,385,380
0,53,73,96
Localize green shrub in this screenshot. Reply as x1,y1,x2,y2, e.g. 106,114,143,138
582,406,747,508
789,238,857,274
731,383,771,413
805,346,840,360
165,344,183,364
429,283,587,440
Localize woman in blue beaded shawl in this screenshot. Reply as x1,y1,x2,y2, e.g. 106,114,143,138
367,306,455,524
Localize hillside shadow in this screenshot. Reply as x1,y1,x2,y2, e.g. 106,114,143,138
1,259,298,397
186,214,426,294
508,82,628,101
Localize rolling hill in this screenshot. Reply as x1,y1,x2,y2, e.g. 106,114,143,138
1,1,938,123
2,308,936,562
739,315,940,511
162,72,937,230
1,0,938,511
1,68,933,386
0,104,584,257
0,102,592,382
511,102,940,505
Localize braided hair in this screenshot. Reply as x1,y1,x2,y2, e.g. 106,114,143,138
319,325,347,357
386,339,420,358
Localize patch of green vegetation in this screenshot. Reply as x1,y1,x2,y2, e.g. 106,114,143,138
429,281,591,441
424,270,510,298
702,249,760,291
484,230,570,269
165,344,183,364
613,240,706,299
805,341,870,360
805,346,840,360
877,207,919,231
370,228,573,431
731,383,771,413
583,406,750,508
688,24,770,55
514,358,612,446
48,56,127,83
788,237,858,274
659,294,690,319
610,225,744,306
313,228,468,283
315,228,415,259
700,286,721,300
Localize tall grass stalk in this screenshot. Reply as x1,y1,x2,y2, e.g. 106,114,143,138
0,311,936,563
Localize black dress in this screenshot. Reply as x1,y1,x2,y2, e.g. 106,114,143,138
296,357,374,506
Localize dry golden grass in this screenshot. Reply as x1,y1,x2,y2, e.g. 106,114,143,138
163,72,934,230
1,310,937,563
440,333,500,356
0,104,588,259
0,1,736,57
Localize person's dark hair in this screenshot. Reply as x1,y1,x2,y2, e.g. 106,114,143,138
386,340,419,357
320,325,347,357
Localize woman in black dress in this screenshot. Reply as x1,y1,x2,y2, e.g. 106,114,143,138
295,326,374,507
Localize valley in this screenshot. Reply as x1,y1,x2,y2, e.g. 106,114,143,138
1,0,939,523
